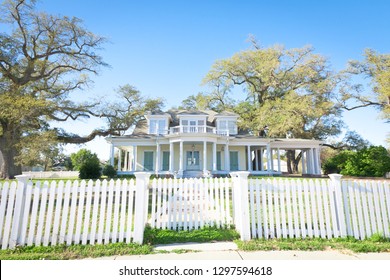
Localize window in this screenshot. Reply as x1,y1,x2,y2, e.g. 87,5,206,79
218,120,237,135
149,119,166,134
230,151,239,171
144,151,154,171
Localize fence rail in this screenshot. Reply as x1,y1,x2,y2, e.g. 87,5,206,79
0,173,389,250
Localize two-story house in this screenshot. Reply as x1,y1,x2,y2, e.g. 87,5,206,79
105,110,323,177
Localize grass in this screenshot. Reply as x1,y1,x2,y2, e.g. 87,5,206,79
235,234,390,253
1,229,390,259
0,242,153,260
143,225,240,245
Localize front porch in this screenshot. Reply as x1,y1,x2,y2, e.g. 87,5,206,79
107,138,322,178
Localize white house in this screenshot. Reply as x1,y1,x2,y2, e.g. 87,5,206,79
105,110,323,177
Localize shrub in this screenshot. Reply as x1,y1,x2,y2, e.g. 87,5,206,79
102,164,117,178
70,149,100,171
323,146,390,177
79,161,101,179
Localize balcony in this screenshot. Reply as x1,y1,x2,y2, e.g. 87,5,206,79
169,125,230,136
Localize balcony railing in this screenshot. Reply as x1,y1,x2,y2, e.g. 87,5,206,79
169,125,230,136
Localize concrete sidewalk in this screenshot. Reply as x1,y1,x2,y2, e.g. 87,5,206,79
86,242,390,260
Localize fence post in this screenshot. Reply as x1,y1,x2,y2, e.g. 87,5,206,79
329,173,347,237
230,171,251,241
9,175,29,249
133,172,151,244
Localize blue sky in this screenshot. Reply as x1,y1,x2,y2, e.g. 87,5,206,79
33,0,389,160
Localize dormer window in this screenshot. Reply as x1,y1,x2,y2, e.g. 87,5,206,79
149,119,166,134
217,119,238,135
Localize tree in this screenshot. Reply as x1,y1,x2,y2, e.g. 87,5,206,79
340,49,390,122
203,42,343,173
70,149,100,171
343,146,390,177
0,1,163,178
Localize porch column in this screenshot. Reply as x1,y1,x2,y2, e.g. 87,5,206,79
123,151,128,171
117,149,122,172
316,148,322,175
255,149,259,171
179,141,183,173
260,148,264,171
203,141,207,173
169,142,174,172
212,142,217,171
277,148,281,173
309,148,315,174
155,142,161,174
270,148,274,171
266,144,271,175
133,145,137,171
110,144,115,166
301,150,307,174
224,142,230,172
247,145,252,172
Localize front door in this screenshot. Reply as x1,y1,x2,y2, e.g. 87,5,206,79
144,151,154,171
230,151,239,171
186,151,200,170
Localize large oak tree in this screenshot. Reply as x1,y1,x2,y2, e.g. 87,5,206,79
0,0,162,178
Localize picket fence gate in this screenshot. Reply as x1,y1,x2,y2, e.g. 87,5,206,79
0,172,389,250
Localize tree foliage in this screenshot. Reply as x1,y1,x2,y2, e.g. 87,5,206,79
323,146,390,177
340,49,390,122
70,149,99,171
0,1,163,178
203,42,343,173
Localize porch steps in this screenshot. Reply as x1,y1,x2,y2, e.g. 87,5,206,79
182,170,204,178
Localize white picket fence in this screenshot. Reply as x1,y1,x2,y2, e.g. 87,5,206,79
149,177,233,230
0,172,389,250
248,177,390,240
0,178,139,250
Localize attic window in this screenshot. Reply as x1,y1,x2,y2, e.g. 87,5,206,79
149,119,166,134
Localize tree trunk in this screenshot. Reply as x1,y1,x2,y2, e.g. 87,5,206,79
286,150,302,174
0,135,22,179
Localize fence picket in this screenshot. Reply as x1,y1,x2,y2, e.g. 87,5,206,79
315,180,326,239
303,180,312,238
327,180,339,238
104,180,115,244
342,181,353,236
194,179,199,230
27,182,41,246
162,178,168,230
125,180,135,243
309,180,319,237
66,181,79,245
279,179,287,238
43,182,57,246
297,180,306,238
167,179,174,229
372,181,384,235
285,180,294,238
112,179,122,243
249,182,256,238
320,180,331,239
273,179,281,238
118,179,128,243
291,180,300,238
378,181,389,238
59,181,71,245
360,181,371,237
354,181,366,239
255,179,262,239
219,178,225,227
0,182,10,245
75,180,86,244
82,180,94,245
2,182,17,249
97,180,108,244
20,182,34,246
384,181,390,238
260,179,268,238
89,180,101,245
267,179,275,238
